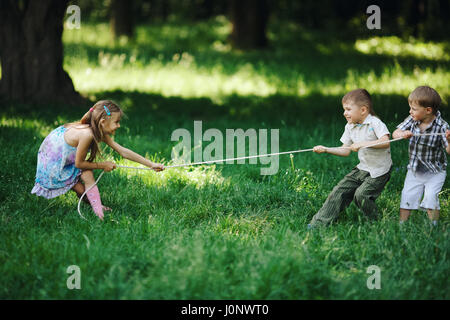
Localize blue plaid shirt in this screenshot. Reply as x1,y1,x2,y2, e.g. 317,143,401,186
397,111,449,173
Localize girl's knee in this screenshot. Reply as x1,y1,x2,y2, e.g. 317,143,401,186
81,169,93,177
81,170,94,183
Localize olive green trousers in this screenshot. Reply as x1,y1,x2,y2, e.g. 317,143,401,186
309,167,391,227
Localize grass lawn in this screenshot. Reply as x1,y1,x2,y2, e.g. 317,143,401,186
0,17,449,299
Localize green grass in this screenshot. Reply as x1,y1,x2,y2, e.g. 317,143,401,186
1,17,449,299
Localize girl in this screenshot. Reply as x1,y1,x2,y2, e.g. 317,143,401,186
31,100,165,220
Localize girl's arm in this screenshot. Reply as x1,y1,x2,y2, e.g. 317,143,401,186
75,132,116,171
103,135,164,171
313,144,351,157
350,134,390,152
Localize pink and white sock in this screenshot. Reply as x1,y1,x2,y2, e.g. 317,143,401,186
85,185,104,220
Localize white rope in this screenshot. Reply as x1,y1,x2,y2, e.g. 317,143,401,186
76,132,446,219
330,137,405,150
164,148,315,168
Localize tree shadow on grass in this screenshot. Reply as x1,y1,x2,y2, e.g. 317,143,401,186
88,89,421,125
3,90,447,152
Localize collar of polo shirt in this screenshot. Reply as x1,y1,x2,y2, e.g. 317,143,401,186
352,114,374,128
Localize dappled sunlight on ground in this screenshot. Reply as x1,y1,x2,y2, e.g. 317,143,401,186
355,36,450,61
323,64,450,98
114,158,227,189
0,117,63,139
67,63,278,102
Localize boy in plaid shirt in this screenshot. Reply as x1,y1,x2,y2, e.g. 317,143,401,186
393,86,450,226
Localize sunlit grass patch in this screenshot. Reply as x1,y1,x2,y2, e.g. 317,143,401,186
0,116,59,137
114,158,226,189
63,17,232,55
355,36,450,61
332,64,450,100
68,63,277,101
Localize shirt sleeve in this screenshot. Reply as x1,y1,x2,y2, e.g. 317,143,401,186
372,118,390,139
340,125,353,146
441,123,449,149
397,116,413,131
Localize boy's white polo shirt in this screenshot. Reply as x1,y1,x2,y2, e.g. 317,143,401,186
340,114,392,178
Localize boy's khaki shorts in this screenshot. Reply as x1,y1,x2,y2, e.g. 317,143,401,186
400,169,446,211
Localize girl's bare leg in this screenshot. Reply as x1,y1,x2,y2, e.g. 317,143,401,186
72,182,90,204
73,173,112,211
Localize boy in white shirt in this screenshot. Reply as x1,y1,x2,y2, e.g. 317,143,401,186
308,89,392,228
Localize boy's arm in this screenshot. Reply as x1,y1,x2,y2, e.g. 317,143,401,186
313,144,351,157
103,134,164,171
350,134,390,151
393,115,414,139
392,128,413,139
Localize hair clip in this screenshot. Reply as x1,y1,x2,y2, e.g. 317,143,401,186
103,105,111,116
89,108,94,112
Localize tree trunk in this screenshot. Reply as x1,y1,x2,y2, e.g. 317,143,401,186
195,0,214,20
0,0,86,105
110,0,134,38
410,0,426,37
230,0,268,49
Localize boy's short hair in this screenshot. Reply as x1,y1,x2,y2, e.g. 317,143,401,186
342,89,376,115
408,86,441,114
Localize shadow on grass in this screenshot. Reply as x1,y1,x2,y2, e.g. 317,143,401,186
3,89,422,128
87,89,420,125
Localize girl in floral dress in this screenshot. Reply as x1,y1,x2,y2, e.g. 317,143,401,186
31,100,164,220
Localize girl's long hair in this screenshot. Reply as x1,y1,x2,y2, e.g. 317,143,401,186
76,100,123,162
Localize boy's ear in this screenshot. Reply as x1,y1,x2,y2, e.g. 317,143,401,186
361,105,369,114
426,107,433,114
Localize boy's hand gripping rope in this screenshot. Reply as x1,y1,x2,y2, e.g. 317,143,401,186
77,133,446,220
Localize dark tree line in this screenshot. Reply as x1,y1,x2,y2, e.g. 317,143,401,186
1,0,448,105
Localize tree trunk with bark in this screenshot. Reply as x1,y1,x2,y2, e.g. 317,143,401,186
230,0,268,49
110,0,134,38
0,0,86,105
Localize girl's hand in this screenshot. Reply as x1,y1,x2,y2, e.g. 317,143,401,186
445,130,450,141
151,163,165,172
102,161,117,172
313,145,327,154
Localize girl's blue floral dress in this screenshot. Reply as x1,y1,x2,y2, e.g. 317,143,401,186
31,126,81,199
